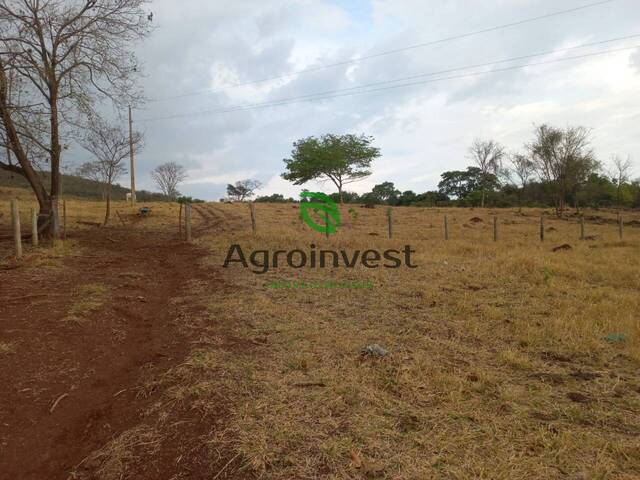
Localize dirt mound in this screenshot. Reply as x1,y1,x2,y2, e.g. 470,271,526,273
546,227,557,232
469,217,483,223
552,243,573,252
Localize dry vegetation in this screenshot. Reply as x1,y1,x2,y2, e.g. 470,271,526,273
3,192,640,479
0,187,182,262
139,202,640,479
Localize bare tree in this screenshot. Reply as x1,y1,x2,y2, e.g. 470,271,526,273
0,0,152,238
468,139,505,208
78,115,142,225
528,125,599,216
509,152,535,211
226,179,262,201
609,155,633,207
152,162,187,200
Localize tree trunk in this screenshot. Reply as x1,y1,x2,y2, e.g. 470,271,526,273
555,196,564,217
339,186,344,204
0,68,53,234
48,89,62,239
617,185,622,208
481,189,485,208
518,191,523,213
104,184,112,226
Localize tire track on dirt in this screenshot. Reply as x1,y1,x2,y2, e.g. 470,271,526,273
192,203,245,235
0,226,219,480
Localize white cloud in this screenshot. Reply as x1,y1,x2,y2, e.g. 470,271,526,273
104,0,640,199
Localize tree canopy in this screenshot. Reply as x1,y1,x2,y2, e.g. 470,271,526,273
152,162,188,200
438,167,498,199
371,182,400,204
226,179,262,201
528,125,599,215
282,133,380,203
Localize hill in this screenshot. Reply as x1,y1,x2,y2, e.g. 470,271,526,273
0,170,168,201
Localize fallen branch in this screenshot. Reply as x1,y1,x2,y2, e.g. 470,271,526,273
212,453,241,480
50,393,69,413
291,381,326,388
5,293,65,302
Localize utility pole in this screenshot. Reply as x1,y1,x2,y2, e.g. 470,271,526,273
128,105,136,205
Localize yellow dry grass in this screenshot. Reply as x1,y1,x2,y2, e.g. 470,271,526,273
5,191,638,478
0,341,15,355
0,186,183,261
64,282,110,323
174,202,640,479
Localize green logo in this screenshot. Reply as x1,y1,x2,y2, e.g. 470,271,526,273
300,192,340,234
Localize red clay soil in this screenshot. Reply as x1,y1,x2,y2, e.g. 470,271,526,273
0,226,216,479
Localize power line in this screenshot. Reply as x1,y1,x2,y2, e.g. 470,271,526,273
143,34,640,117
138,42,639,122
148,0,619,102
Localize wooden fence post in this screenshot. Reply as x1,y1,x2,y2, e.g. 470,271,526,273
325,210,329,239
493,216,498,242
444,215,449,240
31,208,38,247
618,215,623,240
185,203,192,243
387,208,393,239
62,200,67,239
249,202,256,236
178,203,183,239
540,216,544,242
580,216,585,240
11,199,22,259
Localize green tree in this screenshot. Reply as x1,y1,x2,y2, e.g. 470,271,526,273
371,182,400,204
329,191,360,204
396,190,417,206
575,173,615,208
255,193,290,203
414,191,449,206
438,167,496,200
282,133,380,204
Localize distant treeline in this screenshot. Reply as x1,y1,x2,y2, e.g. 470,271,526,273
255,124,639,212
255,170,640,209
0,170,170,202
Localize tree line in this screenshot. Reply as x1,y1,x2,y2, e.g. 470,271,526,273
250,127,637,213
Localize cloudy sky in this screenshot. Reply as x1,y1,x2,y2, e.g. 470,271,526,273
123,0,639,200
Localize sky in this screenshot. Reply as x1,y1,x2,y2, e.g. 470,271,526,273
108,0,640,200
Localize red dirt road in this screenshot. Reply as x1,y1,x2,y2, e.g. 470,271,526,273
0,226,213,479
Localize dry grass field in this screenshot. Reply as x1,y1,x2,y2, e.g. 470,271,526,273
144,202,640,479
0,186,182,261
2,193,640,479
